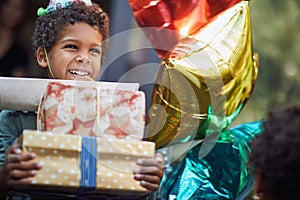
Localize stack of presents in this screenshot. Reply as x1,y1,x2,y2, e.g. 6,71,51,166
9,80,155,197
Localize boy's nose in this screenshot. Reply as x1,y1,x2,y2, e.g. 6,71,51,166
75,55,91,63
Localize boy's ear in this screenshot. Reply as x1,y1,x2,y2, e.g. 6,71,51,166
36,47,48,68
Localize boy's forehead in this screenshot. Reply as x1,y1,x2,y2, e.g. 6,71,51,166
57,22,103,42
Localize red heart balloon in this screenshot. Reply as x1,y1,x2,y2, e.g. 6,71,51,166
128,0,243,58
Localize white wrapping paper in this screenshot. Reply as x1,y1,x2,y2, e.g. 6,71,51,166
37,82,146,140
0,77,139,111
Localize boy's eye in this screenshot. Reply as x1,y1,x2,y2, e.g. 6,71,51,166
64,44,77,49
90,48,101,55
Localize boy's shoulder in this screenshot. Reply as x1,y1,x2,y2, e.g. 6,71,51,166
0,110,36,119
0,110,37,131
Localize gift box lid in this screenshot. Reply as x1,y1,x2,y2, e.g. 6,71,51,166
20,130,155,157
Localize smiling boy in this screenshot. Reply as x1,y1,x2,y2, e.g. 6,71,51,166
0,1,163,198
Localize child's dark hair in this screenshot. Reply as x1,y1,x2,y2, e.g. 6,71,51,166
32,1,109,62
250,103,300,200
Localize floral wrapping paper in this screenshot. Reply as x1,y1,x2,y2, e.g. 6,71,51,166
37,82,145,141
16,130,155,195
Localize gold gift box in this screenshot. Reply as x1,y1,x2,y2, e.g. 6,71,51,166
16,130,155,196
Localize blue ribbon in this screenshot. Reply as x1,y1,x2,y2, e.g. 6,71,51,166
80,136,97,188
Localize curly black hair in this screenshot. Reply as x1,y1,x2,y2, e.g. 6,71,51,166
250,103,300,200
32,1,109,62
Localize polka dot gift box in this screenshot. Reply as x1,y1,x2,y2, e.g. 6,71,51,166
16,130,155,196
37,81,145,141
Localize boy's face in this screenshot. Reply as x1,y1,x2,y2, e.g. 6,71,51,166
38,22,103,81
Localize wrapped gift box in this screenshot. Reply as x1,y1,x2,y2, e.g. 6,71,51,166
16,130,155,196
37,81,145,141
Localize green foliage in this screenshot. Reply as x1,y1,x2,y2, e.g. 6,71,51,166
233,0,300,125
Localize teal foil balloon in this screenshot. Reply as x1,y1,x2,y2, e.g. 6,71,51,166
158,121,263,200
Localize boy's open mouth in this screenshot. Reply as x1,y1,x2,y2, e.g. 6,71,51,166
68,69,90,77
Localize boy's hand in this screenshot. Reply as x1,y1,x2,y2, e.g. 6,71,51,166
133,152,164,191
0,144,43,190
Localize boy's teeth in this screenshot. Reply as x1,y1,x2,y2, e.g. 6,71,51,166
69,70,89,76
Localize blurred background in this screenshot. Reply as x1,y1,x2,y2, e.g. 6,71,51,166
1,0,299,124
234,0,300,126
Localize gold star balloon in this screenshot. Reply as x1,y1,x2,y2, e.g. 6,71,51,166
132,1,258,149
